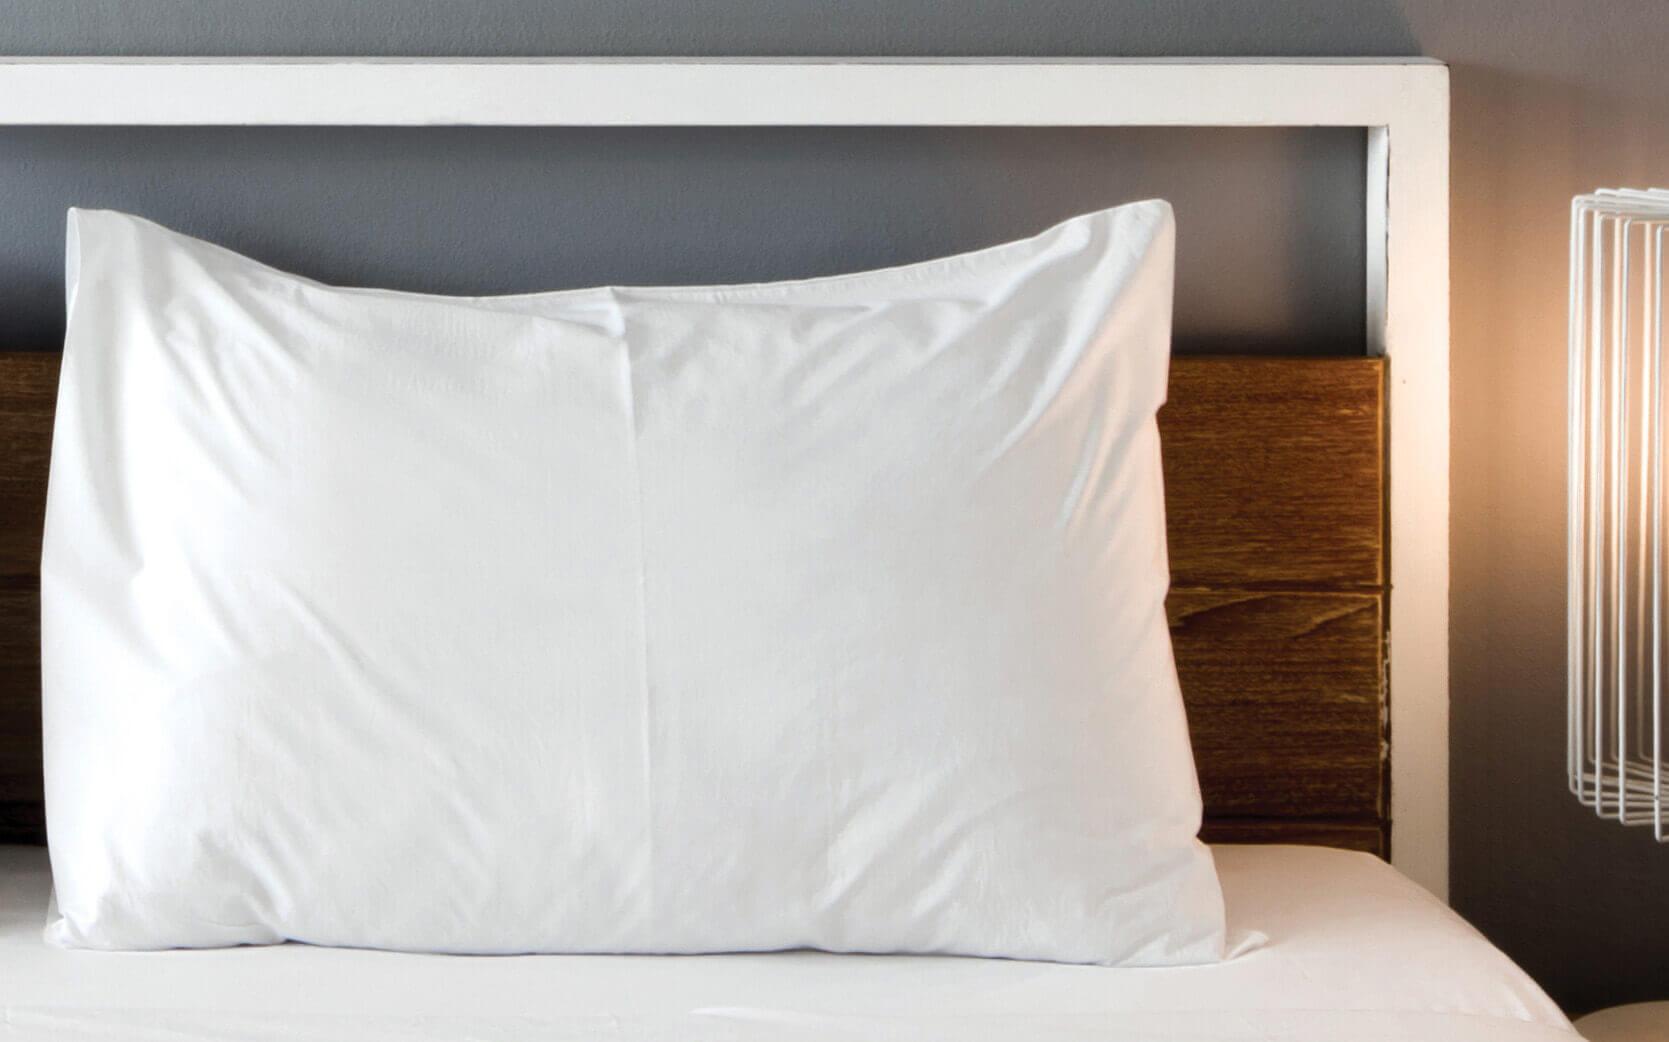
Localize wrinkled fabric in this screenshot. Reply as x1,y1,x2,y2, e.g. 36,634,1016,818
42,203,1222,964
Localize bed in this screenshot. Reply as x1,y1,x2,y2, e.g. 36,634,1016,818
0,844,1572,1041
0,56,1573,1041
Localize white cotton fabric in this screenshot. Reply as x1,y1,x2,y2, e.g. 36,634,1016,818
41,203,1222,963
0,845,1575,1041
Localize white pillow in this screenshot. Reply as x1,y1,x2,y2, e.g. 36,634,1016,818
42,203,1224,965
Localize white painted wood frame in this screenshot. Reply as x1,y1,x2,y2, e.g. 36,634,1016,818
0,56,1452,898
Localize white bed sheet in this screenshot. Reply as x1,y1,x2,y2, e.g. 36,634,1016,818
0,844,1574,1041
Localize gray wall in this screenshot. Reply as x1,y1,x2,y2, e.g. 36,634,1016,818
0,125,1365,353
5,0,1669,1016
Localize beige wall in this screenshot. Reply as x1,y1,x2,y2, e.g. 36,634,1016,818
1402,0,1669,1013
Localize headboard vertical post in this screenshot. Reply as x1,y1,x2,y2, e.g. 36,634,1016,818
1373,68,1451,898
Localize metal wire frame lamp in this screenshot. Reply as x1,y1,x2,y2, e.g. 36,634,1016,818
1568,187,1669,841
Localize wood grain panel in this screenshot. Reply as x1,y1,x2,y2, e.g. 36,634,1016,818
1161,356,1384,589
0,355,53,842
1200,817,1385,856
0,354,58,583
0,351,1388,852
1172,589,1386,820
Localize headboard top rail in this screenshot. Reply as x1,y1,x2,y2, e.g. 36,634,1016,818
0,57,1447,129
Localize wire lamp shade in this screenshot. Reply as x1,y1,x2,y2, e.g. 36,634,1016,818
1569,188,1669,839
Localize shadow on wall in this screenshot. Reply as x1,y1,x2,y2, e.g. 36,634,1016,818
943,126,1372,354
1445,60,1669,1017
0,0,1422,58
0,124,1370,355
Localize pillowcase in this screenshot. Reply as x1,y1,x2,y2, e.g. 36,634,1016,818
41,202,1224,965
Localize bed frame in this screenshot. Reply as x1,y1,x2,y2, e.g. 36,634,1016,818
0,58,1450,897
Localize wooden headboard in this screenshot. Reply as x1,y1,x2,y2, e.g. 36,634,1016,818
0,351,1387,853
1164,357,1386,855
